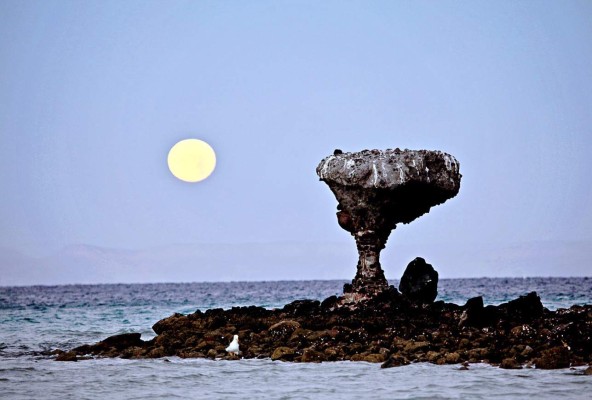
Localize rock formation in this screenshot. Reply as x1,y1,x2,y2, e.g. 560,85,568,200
316,148,461,297
56,151,592,370
62,286,592,370
399,257,439,303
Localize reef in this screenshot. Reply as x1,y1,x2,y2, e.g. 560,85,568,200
57,148,592,370
61,272,592,369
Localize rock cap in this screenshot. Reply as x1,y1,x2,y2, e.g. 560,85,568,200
317,148,460,193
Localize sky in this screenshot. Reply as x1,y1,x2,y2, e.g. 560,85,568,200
1,0,591,285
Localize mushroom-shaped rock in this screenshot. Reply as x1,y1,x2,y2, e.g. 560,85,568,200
316,148,461,297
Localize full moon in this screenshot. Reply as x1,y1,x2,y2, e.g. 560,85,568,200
167,139,216,183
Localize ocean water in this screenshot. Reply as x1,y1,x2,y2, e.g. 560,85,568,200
1,278,591,399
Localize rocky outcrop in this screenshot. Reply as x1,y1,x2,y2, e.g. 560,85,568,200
56,150,592,370
64,289,592,369
316,148,461,298
399,257,439,303
64,265,590,370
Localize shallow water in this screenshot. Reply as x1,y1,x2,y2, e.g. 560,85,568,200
2,357,591,400
1,278,591,399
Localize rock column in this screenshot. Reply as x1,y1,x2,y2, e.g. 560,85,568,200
350,229,390,294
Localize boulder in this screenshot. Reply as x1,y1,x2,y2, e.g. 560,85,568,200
282,300,320,316
301,348,326,362
72,332,145,355
535,346,571,369
459,296,498,327
380,354,410,368
271,346,296,361
399,257,439,303
99,333,143,350
55,351,78,362
269,320,301,338
500,358,522,369
498,292,544,322
444,352,461,364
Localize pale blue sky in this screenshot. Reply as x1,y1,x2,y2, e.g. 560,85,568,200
1,1,591,283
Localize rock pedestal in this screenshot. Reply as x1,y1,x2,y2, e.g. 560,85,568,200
316,148,461,298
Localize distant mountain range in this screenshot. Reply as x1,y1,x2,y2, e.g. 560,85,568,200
1,240,590,286
0,243,357,286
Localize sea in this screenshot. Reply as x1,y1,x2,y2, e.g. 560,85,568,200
1,278,592,399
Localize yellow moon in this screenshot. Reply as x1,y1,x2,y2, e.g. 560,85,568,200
167,139,216,182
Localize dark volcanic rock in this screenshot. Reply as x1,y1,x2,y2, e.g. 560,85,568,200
316,148,461,297
498,292,544,321
65,290,592,369
459,296,499,328
55,351,78,362
100,333,143,350
271,346,296,361
269,320,300,338
381,355,410,368
500,357,522,369
535,346,571,369
399,257,439,303
459,296,484,327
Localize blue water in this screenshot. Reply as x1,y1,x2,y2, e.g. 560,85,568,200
1,278,592,399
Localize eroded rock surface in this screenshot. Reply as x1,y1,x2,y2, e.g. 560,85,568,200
316,148,461,296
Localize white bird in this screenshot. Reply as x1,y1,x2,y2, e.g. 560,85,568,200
225,334,239,355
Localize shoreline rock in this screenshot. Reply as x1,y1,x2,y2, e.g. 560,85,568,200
63,288,592,370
